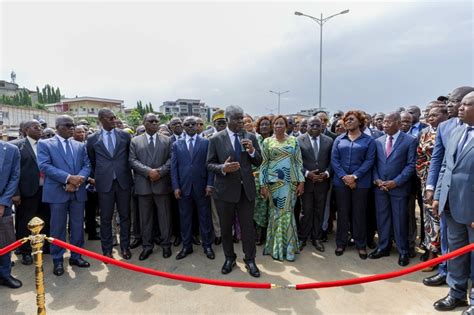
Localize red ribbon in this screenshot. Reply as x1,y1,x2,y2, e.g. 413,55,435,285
0,239,26,256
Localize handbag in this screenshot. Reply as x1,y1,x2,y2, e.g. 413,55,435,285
0,215,16,248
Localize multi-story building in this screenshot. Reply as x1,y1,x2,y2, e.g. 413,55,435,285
45,96,124,118
297,107,328,116
159,99,212,121
0,80,38,104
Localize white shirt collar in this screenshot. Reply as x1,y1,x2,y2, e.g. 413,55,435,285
387,130,401,143
145,132,157,140
56,134,70,142
185,133,196,141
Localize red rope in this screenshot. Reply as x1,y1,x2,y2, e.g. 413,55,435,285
50,238,271,289
0,239,26,256
296,243,474,290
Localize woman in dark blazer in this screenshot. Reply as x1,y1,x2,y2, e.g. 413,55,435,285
331,110,376,259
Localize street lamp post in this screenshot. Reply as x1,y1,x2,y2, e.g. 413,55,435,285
269,90,290,114
295,9,349,109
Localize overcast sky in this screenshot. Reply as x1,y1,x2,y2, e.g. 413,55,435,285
1,0,472,115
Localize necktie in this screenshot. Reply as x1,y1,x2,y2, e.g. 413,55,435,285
234,134,241,162
455,127,473,162
64,138,74,163
188,137,194,158
149,136,155,150
107,131,114,156
312,137,319,159
386,136,393,157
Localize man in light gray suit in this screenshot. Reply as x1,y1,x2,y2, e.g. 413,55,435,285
432,92,474,313
297,116,333,252
129,113,173,261
87,108,133,260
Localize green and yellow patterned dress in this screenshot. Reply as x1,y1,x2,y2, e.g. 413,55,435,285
259,136,305,261
254,134,270,229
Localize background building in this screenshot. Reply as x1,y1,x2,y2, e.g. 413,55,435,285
45,96,124,118
159,99,213,121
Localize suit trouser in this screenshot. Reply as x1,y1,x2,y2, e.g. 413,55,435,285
85,190,98,235
215,193,256,261
299,188,328,241
374,191,409,254
15,187,50,254
50,200,85,262
445,211,474,303
178,188,213,249
335,187,368,249
211,198,221,237
366,188,378,244
0,207,12,278
139,194,171,249
131,191,141,240
98,180,131,254
438,213,448,275
170,195,180,238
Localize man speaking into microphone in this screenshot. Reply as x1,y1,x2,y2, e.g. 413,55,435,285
207,105,262,277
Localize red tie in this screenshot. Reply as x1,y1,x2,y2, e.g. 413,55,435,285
386,136,393,157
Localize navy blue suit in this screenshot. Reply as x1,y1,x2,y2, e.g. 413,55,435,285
373,131,417,254
38,136,91,263
0,141,20,278
171,136,214,249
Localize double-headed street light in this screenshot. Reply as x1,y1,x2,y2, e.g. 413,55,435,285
269,90,290,114
295,9,349,109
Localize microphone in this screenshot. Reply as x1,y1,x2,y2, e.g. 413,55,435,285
238,131,246,152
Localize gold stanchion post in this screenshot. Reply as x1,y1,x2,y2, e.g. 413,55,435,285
28,217,47,315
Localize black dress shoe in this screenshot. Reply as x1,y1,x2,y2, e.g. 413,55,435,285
176,248,193,260
192,235,201,246
0,275,23,289
420,250,430,262
130,239,142,249
121,248,132,260
398,254,409,266
335,248,344,256
409,247,417,258
312,240,325,252
53,262,64,276
214,237,222,245
433,295,468,311
367,241,377,250
244,260,261,278
221,259,236,274
321,230,328,242
423,273,447,286
368,248,390,259
462,305,474,315
173,236,182,247
204,248,215,260
21,254,33,265
69,257,90,268
358,250,368,260
139,249,153,261
103,252,113,264
162,247,172,258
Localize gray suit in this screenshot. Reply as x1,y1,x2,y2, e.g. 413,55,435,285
297,133,333,241
129,133,172,249
87,129,133,254
207,130,262,260
434,125,474,304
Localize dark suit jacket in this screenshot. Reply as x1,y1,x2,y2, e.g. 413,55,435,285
129,133,172,195
207,130,262,203
297,133,333,193
324,129,337,140
12,138,40,198
87,129,133,192
171,136,214,196
369,128,384,139
37,136,91,203
373,132,417,197
0,141,20,207
434,125,474,223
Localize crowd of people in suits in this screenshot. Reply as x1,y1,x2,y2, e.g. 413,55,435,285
0,85,473,313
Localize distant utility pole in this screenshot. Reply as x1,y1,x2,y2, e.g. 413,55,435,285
269,90,290,114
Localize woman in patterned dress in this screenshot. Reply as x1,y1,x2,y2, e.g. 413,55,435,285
260,115,305,261
254,116,273,245
416,106,449,268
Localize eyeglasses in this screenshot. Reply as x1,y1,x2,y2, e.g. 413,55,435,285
196,123,204,126
60,123,76,128
183,122,196,127
146,120,159,124
308,123,321,127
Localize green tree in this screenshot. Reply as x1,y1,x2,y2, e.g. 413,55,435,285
55,87,61,101
126,108,143,129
